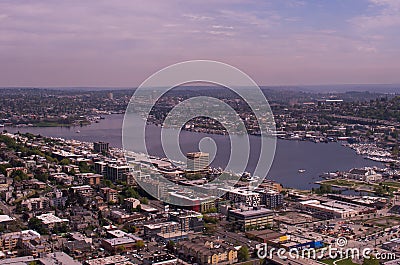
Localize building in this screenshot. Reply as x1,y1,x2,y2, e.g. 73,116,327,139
101,237,137,254
123,171,138,186
144,221,180,238
71,185,94,197
101,187,119,203
123,198,140,211
21,197,50,211
258,180,283,193
70,185,94,205
220,188,261,207
93,141,109,154
50,189,68,209
186,152,209,172
0,252,80,265
143,254,178,265
50,173,74,186
110,210,145,224
228,207,274,231
259,190,283,209
75,173,103,186
177,237,238,265
0,230,47,257
85,255,132,265
0,215,15,227
169,210,204,232
36,213,69,230
345,168,383,182
94,161,107,176
106,164,130,182
298,199,372,219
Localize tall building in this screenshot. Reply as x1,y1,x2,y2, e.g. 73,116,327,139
186,152,209,172
106,164,130,182
93,142,109,154
228,207,274,231
262,190,284,209
220,188,261,207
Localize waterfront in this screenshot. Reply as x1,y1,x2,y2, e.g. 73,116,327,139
5,114,383,190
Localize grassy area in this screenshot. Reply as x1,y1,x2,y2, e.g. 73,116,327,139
321,259,335,265
365,216,400,228
33,122,73,127
321,258,358,265
382,181,400,188
320,179,359,187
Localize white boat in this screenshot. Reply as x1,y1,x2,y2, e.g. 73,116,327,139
298,169,306,173
76,130,80,133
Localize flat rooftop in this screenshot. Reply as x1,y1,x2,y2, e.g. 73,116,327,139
0,215,15,223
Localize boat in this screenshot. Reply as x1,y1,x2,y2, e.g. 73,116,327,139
298,169,306,173
76,130,80,133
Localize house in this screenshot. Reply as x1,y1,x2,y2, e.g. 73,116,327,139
36,213,69,230
123,198,140,211
177,237,238,265
346,168,383,182
101,187,119,203
75,173,103,186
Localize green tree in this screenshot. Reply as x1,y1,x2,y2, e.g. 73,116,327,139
11,170,29,181
238,246,250,262
79,161,93,173
28,217,47,234
135,240,145,249
166,240,175,253
203,215,218,224
60,158,71,165
140,197,149,205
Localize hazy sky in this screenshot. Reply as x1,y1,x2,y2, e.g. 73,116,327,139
0,0,400,87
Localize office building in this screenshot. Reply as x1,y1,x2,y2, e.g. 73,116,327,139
93,141,109,154
228,207,274,231
186,152,209,172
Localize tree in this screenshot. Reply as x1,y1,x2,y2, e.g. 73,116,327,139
166,240,175,253
140,197,149,205
203,215,218,224
392,145,399,158
79,161,93,173
135,240,145,250
60,158,71,166
204,207,217,214
28,217,47,235
204,223,216,235
238,246,250,262
116,245,126,253
11,170,29,181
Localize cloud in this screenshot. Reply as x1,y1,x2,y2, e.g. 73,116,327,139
0,0,399,86
350,0,400,30
183,14,214,21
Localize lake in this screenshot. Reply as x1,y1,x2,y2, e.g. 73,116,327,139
5,114,383,189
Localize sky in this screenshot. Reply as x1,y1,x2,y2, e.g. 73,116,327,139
0,0,400,87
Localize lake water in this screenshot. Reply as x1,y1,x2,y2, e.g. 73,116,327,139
5,114,382,189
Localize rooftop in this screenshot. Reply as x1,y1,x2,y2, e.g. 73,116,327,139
0,215,15,223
